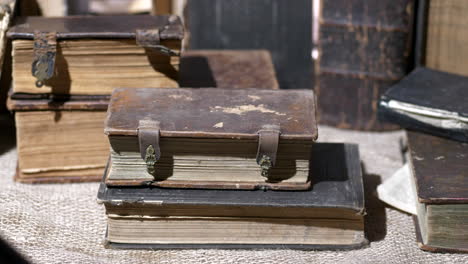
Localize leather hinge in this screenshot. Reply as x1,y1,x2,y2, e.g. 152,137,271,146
138,120,161,175
256,125,280,180
32,31,57,88
135,29,179,56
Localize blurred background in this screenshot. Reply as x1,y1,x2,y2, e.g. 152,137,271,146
2,0,419,132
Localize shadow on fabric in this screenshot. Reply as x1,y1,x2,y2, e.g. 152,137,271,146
362,162,387,242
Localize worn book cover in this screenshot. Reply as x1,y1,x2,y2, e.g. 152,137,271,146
408,131,468,252
316,0,414,130
379,67,468,142
7,15,183,96
98,143,367,249
105,88,317,190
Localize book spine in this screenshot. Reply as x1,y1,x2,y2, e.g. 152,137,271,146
316,0,415,131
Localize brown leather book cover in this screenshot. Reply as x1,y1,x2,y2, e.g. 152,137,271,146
408,131,468,204
7,15,184,40
105,88,317,190
105,88,317,139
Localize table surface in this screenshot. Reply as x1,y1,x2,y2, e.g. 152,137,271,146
0,117,467,264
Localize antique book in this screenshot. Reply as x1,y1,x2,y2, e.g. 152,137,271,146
98,143,367,249
7,96,109,183
185,0,312,88
408,131,468,252
7,15,183,96
179,50,279,89
316,0,414,130
105,88,317,190
379,67,468,142
424,0,468,76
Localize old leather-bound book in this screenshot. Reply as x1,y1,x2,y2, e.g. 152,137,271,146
379,67,468,143
8,96,109,183
98,143,366,249
179,50,279,89
105,88,317,190
407,131,468,252
316,0,414,130
7,15,183,96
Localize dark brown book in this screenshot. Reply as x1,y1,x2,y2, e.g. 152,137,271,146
7,15,183,96
105,88,317,190
7,96,109,183
179,50,279,89
98,143,367,249
316,0,415,131
408,131,468,252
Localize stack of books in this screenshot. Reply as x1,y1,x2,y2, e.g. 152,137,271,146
99,87,368,249
6,14,183,183
4,12,369,249
379,68,468,252
6,14,280,184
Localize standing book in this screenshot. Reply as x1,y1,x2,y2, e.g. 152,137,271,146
316,0,414,130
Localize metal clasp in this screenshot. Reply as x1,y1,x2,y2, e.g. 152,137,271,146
135,29,180,56
256,125,280,180
32,31,57,88
138,120,161,175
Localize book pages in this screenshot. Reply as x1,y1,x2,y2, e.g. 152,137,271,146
377,164,417,215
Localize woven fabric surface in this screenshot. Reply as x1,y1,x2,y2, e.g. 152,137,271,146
0,117,467,264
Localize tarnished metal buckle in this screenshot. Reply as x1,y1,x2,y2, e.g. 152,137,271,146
138,120,161,175
32,31,57,87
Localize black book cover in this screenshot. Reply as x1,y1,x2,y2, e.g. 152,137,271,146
379,67,468,142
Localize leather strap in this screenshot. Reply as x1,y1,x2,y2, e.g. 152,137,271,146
135,28,179,56
256,125,280,179
32,31,57,88
138,120,161,175
136,29,161,47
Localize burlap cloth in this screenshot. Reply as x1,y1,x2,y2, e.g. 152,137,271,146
1,117,467,263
